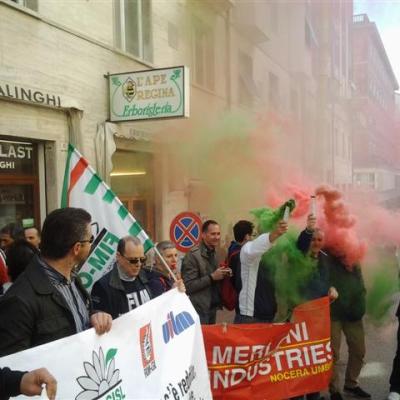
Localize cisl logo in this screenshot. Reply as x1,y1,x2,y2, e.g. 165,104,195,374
75,347,126,400
162,311,195,344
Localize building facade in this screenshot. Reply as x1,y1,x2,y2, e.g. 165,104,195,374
352,13,400,207
0,0,356,242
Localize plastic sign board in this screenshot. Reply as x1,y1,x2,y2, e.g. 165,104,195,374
170,212,202,253
109,66,190,122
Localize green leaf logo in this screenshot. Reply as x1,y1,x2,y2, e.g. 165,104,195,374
171,69,181,81
111,77,122,86
105,348,118,366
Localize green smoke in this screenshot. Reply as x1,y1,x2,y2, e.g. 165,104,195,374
365,250,399,324
251,201,317,320
251,199,296,233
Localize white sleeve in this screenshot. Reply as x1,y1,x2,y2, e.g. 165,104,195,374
240,233,272,264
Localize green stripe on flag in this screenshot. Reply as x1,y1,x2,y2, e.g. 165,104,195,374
61,144,75,208
143,239,154,252
128,222,143,237
118,205,129,220
103,189,116,203
84,174,102,194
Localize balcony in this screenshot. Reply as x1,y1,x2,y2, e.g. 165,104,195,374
353,14,370,24
232,1,269,44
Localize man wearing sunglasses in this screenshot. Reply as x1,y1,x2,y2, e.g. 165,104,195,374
91,236,154,319
0,207,112,357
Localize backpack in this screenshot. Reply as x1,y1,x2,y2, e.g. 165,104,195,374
220,248,241,311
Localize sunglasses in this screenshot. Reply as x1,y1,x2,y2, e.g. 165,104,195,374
78,235,95,244
121,255,147,265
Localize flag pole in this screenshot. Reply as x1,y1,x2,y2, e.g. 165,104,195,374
153,247,178,283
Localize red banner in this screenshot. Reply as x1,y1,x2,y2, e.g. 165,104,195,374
202,297,332,399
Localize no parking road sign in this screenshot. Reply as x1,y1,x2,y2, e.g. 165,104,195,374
169,211,202,252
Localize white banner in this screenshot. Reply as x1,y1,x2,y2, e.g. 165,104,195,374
61,144,154,292
0,289,212,400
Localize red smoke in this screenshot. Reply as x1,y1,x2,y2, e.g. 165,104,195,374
316,185,366,268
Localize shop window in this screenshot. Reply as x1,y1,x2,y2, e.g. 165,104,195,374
114,0,153,63
0,139,40,228
111,150,155,239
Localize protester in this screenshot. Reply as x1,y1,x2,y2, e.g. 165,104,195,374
296,215,338,302
0,222,24,290
293,215,338,400
0,207,112,357
1,239,38,293
227,220,255,297
0,223,24,252
181,219,230,324
0,366,57,400
91,236,153,319
24,226,41,249
388,301,400,400
297,216,369,400
0,248,8,292
92,236,185,319
234,219,288,324
147,240,184,296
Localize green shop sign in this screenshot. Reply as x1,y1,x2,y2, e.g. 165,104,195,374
108,66,189,122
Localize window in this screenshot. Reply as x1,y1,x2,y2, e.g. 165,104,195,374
238,51,254,106
114,0,153,63
0,139,41,227
192,17,215,90
10,0,38,10
269,72,279,109
111,149,155,238
305,1,318,49
168,22,179,50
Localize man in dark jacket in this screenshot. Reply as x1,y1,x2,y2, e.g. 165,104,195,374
0,367,56,400
0,208,112,357
293,216,338,400
181,220,231,324
92,237,185,318
91,236,153,319
297,216,369,400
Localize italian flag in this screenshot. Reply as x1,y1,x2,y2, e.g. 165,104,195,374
61,144,154,291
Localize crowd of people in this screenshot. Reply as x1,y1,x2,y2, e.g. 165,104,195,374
0,207,399,400
180,215,399,400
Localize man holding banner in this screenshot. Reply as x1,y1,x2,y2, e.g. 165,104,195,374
0,366,57,400
0,207,112,357
91,236,154,319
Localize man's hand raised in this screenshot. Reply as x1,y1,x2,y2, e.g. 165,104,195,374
269,221,288,243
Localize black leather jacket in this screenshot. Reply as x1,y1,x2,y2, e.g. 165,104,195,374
0,255,92,357
0,368,25,400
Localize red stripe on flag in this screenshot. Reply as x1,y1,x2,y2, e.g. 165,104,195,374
67,156,89,203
